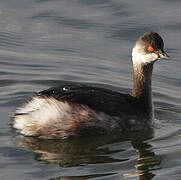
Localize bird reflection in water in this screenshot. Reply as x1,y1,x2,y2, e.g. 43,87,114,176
124,140,161,180
15,129,161,180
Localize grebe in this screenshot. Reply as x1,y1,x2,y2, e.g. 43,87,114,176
13,32,170,139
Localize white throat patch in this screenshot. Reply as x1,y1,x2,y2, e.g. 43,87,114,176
132,46,158,65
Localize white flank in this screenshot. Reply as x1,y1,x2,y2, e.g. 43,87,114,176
13,97,71,136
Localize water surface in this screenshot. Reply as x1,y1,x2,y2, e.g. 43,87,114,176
0,0,181,179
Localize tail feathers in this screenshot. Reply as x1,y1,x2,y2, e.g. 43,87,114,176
15,97,46,115
13,96,71,137
13,95,112,138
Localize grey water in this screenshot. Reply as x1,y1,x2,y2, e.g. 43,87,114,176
0,0,181,179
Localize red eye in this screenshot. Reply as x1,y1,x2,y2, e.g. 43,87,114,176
148,46,154,52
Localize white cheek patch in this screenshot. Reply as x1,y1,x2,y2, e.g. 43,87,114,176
132,46,158,65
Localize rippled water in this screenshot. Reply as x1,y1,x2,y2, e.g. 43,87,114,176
0,0,181,179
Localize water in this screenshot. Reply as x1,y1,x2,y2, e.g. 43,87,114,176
0,0,181,179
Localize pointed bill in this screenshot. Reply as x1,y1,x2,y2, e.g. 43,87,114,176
159,50,170,60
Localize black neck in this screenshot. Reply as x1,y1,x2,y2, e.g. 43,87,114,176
131,62,153,111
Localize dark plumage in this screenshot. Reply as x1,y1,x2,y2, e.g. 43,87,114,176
37,84,144,116
13,32,170,139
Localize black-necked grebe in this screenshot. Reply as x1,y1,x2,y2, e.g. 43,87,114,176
13,32,170,139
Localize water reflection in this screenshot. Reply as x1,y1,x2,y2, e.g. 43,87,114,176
15,130,161,179
124,140,160,180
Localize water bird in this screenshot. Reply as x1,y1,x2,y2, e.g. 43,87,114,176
13,32,170,139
